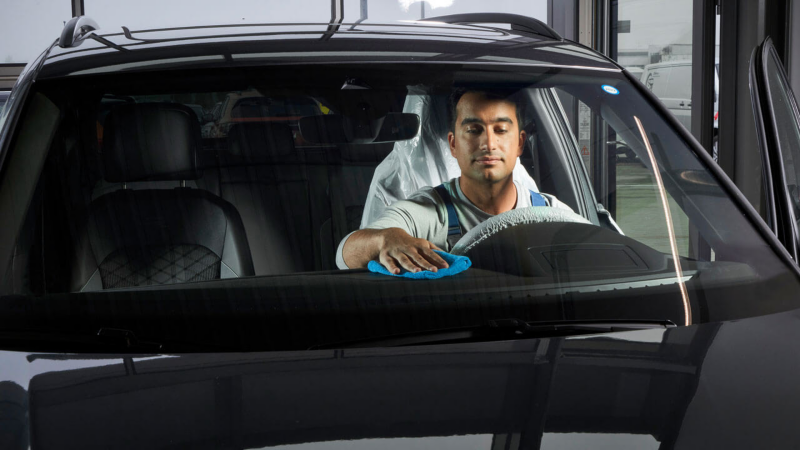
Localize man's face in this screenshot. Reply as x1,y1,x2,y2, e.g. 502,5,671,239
448,92,525,185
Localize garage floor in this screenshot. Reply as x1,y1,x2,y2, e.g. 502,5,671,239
615,161,691,256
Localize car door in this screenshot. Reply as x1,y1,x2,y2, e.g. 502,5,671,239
750,37,800,261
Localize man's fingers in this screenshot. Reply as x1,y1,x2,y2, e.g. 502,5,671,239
379,254,402,275
405,250,441,272
420,248,449,269
394,253,426,273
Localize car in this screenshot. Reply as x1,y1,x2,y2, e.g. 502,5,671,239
640,59,720,137
1,13,800,449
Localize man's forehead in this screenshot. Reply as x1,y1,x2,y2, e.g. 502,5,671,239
457,92,518,123
458,92,516,111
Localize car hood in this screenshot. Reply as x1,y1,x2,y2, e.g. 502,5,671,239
2,308,800,449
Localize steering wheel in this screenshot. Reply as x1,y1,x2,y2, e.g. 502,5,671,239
451,207,591,256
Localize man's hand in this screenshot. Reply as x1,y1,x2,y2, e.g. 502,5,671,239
342,228,449,274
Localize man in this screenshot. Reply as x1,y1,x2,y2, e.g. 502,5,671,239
336,88,567,274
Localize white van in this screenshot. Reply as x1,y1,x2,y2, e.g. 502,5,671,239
640,60,720,133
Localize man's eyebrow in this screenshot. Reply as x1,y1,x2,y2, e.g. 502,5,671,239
460,116,514,126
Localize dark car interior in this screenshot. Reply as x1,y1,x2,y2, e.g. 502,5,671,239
17,65,602,294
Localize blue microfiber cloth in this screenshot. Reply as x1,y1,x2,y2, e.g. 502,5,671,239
368,250,472,279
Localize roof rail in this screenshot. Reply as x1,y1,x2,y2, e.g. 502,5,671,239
59,16,99,48
421,13,562,41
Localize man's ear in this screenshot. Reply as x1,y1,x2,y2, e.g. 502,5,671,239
448,131,456,157
517,130,526,158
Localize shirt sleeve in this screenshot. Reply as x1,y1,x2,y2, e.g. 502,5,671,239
334,190,448,269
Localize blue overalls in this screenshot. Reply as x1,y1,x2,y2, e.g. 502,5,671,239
433,184,548,248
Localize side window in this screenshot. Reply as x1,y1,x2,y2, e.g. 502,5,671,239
555,88,692,257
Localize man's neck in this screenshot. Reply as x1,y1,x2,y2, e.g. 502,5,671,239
458,176,517,215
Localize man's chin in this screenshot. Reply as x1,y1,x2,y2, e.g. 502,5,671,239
467,169,511,184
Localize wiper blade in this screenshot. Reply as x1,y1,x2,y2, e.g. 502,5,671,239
311,319,676,349
488,318,676,334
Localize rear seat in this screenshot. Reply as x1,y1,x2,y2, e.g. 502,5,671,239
323,143,395,247
219,123,331,275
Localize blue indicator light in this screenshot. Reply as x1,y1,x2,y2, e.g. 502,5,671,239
602,85,619,95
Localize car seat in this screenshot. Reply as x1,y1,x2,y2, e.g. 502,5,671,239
218,122,322,274
361,85,542,227
70,103,254,291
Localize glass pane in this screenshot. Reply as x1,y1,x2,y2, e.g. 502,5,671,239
82,0,548,33
0,0,71,63
668,65,692,100
6,62,800,340
555,89,690,256
614,0,701,256
345,0,548,21
765,49,800,218
616,0,695,130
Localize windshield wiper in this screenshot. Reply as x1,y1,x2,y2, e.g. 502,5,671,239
311,319,676,349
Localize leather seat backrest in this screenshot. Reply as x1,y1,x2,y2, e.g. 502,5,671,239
220,123,319,274
71,103,254,292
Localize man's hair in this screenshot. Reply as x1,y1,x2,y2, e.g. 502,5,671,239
448,88,525,132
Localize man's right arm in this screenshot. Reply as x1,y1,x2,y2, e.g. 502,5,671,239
341,228,448,274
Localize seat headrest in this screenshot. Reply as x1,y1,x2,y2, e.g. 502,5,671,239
226,123,295,162
103,103,201,182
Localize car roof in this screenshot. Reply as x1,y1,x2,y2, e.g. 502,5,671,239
37,21,621,79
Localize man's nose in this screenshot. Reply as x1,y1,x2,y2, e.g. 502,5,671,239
481,129,498,150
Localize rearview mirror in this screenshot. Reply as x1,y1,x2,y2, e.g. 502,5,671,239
299,113,420,144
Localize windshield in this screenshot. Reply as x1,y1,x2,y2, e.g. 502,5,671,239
1,63,798,351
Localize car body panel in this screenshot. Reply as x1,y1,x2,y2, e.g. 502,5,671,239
37,23,620,80
1,308,799,449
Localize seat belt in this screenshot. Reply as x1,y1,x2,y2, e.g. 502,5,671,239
433,184,549,248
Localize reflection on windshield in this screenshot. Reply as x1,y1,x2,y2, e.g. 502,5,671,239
1,65,799,345
635,115,691,325
256,435,494,450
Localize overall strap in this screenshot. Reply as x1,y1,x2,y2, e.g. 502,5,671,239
433,184,463,247
529,190,549,206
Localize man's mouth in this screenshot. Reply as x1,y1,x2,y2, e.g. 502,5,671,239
475,156,502,166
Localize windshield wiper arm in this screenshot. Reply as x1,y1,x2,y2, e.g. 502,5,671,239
488,318,676,334
311,319,676,349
